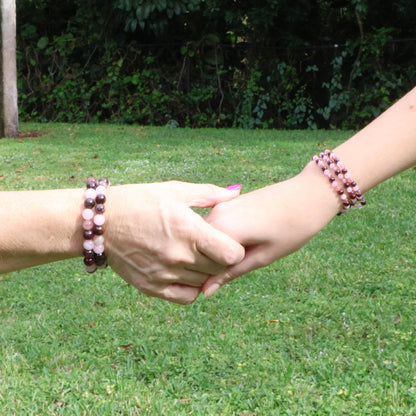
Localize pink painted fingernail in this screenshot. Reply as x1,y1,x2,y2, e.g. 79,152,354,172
225,184,241,191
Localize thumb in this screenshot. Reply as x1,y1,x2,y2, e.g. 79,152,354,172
202,245,266,298
195,216,245,266
184,183,242,208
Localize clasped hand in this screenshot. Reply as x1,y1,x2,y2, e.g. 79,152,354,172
105,181,245,304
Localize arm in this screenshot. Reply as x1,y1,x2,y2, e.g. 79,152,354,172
203,86,416,297
0,181,245,304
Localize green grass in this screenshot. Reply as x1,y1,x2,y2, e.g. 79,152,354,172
1,123,416,415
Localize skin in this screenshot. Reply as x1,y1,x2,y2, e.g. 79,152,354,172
0,181,244,305
203,86,416,298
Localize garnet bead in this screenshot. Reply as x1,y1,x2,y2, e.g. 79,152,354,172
84,198,95,209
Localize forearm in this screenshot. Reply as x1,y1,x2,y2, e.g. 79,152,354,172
333,86,416,192
0,188,84,273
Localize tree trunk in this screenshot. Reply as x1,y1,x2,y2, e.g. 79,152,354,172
0,0,18,138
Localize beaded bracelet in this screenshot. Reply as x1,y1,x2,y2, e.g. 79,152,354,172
313,150,366,215
81,177,110,273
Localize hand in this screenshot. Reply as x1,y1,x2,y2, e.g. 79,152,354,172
202,163,341,297
105,181,245,304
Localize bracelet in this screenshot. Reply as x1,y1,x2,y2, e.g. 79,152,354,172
312,150,366,215
81,177,110,273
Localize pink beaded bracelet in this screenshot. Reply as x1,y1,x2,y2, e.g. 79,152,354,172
81,177,110,273
313,150,366,215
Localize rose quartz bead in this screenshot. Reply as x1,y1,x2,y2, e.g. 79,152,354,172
344,172,352,180
82,208,94,221
83,240,95,251
85,188,97,199
83,220,94,231
93,244,105,254
96,185,107,196
333,185,341,193
93,214,105,226
93,235,105,246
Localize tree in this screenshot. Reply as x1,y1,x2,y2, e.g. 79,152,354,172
0,0,18,138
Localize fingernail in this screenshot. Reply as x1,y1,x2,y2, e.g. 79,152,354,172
225,184,241,191
204,283,221,298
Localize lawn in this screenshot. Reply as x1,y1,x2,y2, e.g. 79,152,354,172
1,123,416,415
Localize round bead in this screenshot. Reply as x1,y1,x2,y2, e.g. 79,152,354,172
94,252,107,267
84,198,95,209
84,257,95,266
93,225,104,235
83,240,94,251
93,244,105,254
93,214,105,226
85,188,97,200
83,249,95,259
83,220,94,231
93,235,105,246
98,178,110,187
83,230,94,240
85,264,97,274
95,203,105,214
95,194,106,204
86,179,97,189
96,185,107,196
82,208,94,221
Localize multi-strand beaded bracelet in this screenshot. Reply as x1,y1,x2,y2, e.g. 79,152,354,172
313,150,366,215
81,177,110,273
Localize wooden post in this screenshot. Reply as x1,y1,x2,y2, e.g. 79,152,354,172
0,0,18,138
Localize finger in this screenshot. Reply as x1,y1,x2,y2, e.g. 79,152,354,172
180,182,241,208
194,216,245,266
159,283,202,305
185,251,228,275
202,245,267,298
148,267,209,287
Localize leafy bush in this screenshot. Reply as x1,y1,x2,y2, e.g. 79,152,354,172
16,0,416,128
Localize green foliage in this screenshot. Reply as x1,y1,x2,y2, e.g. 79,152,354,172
16,0,416,128
115,0,201,33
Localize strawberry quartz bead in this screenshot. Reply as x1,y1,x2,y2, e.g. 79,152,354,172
93,214,105,226
85,188,97,200
82,208,94,221
83,220,94,231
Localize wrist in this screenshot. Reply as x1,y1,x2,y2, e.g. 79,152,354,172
296,161,342,231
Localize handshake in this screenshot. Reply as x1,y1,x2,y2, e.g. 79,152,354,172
105,167,339,304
